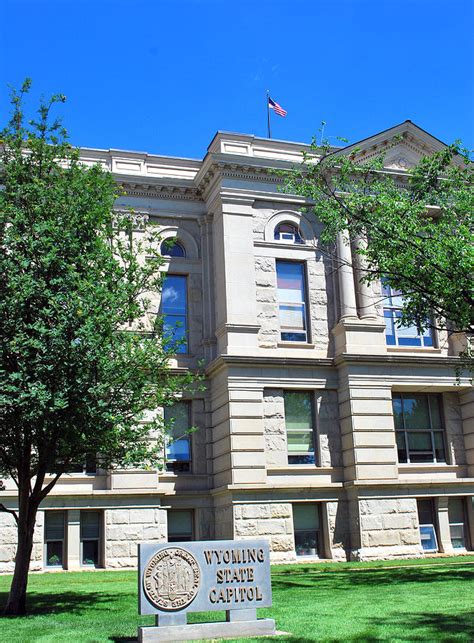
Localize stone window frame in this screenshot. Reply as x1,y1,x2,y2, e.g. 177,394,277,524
393,392,447,465
164,400,193,474
264,211,313,245
283,390,318,466
157,226,199,260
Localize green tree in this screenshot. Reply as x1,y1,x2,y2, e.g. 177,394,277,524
0,81,198,615
282,134,474,351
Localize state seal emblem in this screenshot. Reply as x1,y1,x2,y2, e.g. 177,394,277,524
143,547,201,611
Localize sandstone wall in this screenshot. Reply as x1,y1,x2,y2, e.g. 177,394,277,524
0,510,43,573
104,507,166,568
357,497,422,560
234,503,295,562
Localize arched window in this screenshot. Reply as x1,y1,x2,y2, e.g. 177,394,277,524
160,239,186,258
274,222,303,244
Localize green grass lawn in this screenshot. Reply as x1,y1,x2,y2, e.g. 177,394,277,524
1,556,473,642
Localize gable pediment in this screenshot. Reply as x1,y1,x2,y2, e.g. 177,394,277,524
336,121,449,171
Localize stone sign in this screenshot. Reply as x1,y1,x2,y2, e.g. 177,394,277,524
138,539,275,642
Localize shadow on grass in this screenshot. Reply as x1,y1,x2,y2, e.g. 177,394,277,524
0,590,119,617
271,565,474,591
366,610,474,641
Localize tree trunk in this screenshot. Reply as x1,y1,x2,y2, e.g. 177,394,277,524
3,488,38,616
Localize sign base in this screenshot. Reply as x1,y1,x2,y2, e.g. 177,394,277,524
138,618,276,642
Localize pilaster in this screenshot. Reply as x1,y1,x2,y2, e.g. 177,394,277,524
211,197,260,355
66,509,81,570
435,497,454,554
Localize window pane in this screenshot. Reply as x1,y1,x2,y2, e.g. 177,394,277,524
277,262,304,302
284,392,312,430
419,525,438,551
403,395,430,429
166,438,190,461
433,432,446,462
162,275,187,353
392,395,403,430
384,309,396,345
165,402,191,462
295,530,319,556
396,431,407,463
279,304,305,330
287,431,314,453
407,432,432,452
46,541,63,566
417,499,435,525
45,512,65,540
165,402,189,434
293,505,319,530
448,498,465,524
450,524,466,549
81,512,100,540
162,276,187,315
82,540,99,566
429,396,442,430
161,239,185,258
288,453,315,464
281,331,307,342
168,510,193,540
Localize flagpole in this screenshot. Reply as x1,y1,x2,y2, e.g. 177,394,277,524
266,89,271,139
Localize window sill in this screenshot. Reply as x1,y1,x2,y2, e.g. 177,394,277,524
277,342,315,349
398,463,458,471
387,346,442,354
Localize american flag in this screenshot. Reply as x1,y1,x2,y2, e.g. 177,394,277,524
268,96,287,117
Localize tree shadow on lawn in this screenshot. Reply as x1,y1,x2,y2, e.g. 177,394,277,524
0,590,120,617
271,565,474,591
367,610,474,641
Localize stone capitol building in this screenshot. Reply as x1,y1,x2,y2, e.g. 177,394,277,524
1,120,473,572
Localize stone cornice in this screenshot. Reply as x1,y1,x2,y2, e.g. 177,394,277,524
119,180,202,202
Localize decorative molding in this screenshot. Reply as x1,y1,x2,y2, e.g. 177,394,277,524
119,181,202,202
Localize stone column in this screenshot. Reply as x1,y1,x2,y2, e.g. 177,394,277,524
435,497,454,554
352,235,377,319
336,232,358,320
66,509,81,570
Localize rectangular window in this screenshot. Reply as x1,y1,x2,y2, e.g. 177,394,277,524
393,393,446,464
417,499,439,552
44,511,66,568
164,402,192,473
162,274,187,354
168,509,194,542
276,261,308,342
80,511,101,567
449,498,469,550
293,504,321,557
284,391,315,465
382,282,434,347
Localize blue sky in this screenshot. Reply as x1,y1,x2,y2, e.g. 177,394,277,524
1,0,473,158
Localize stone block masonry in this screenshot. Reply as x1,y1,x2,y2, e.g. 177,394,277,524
105,508,167,568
